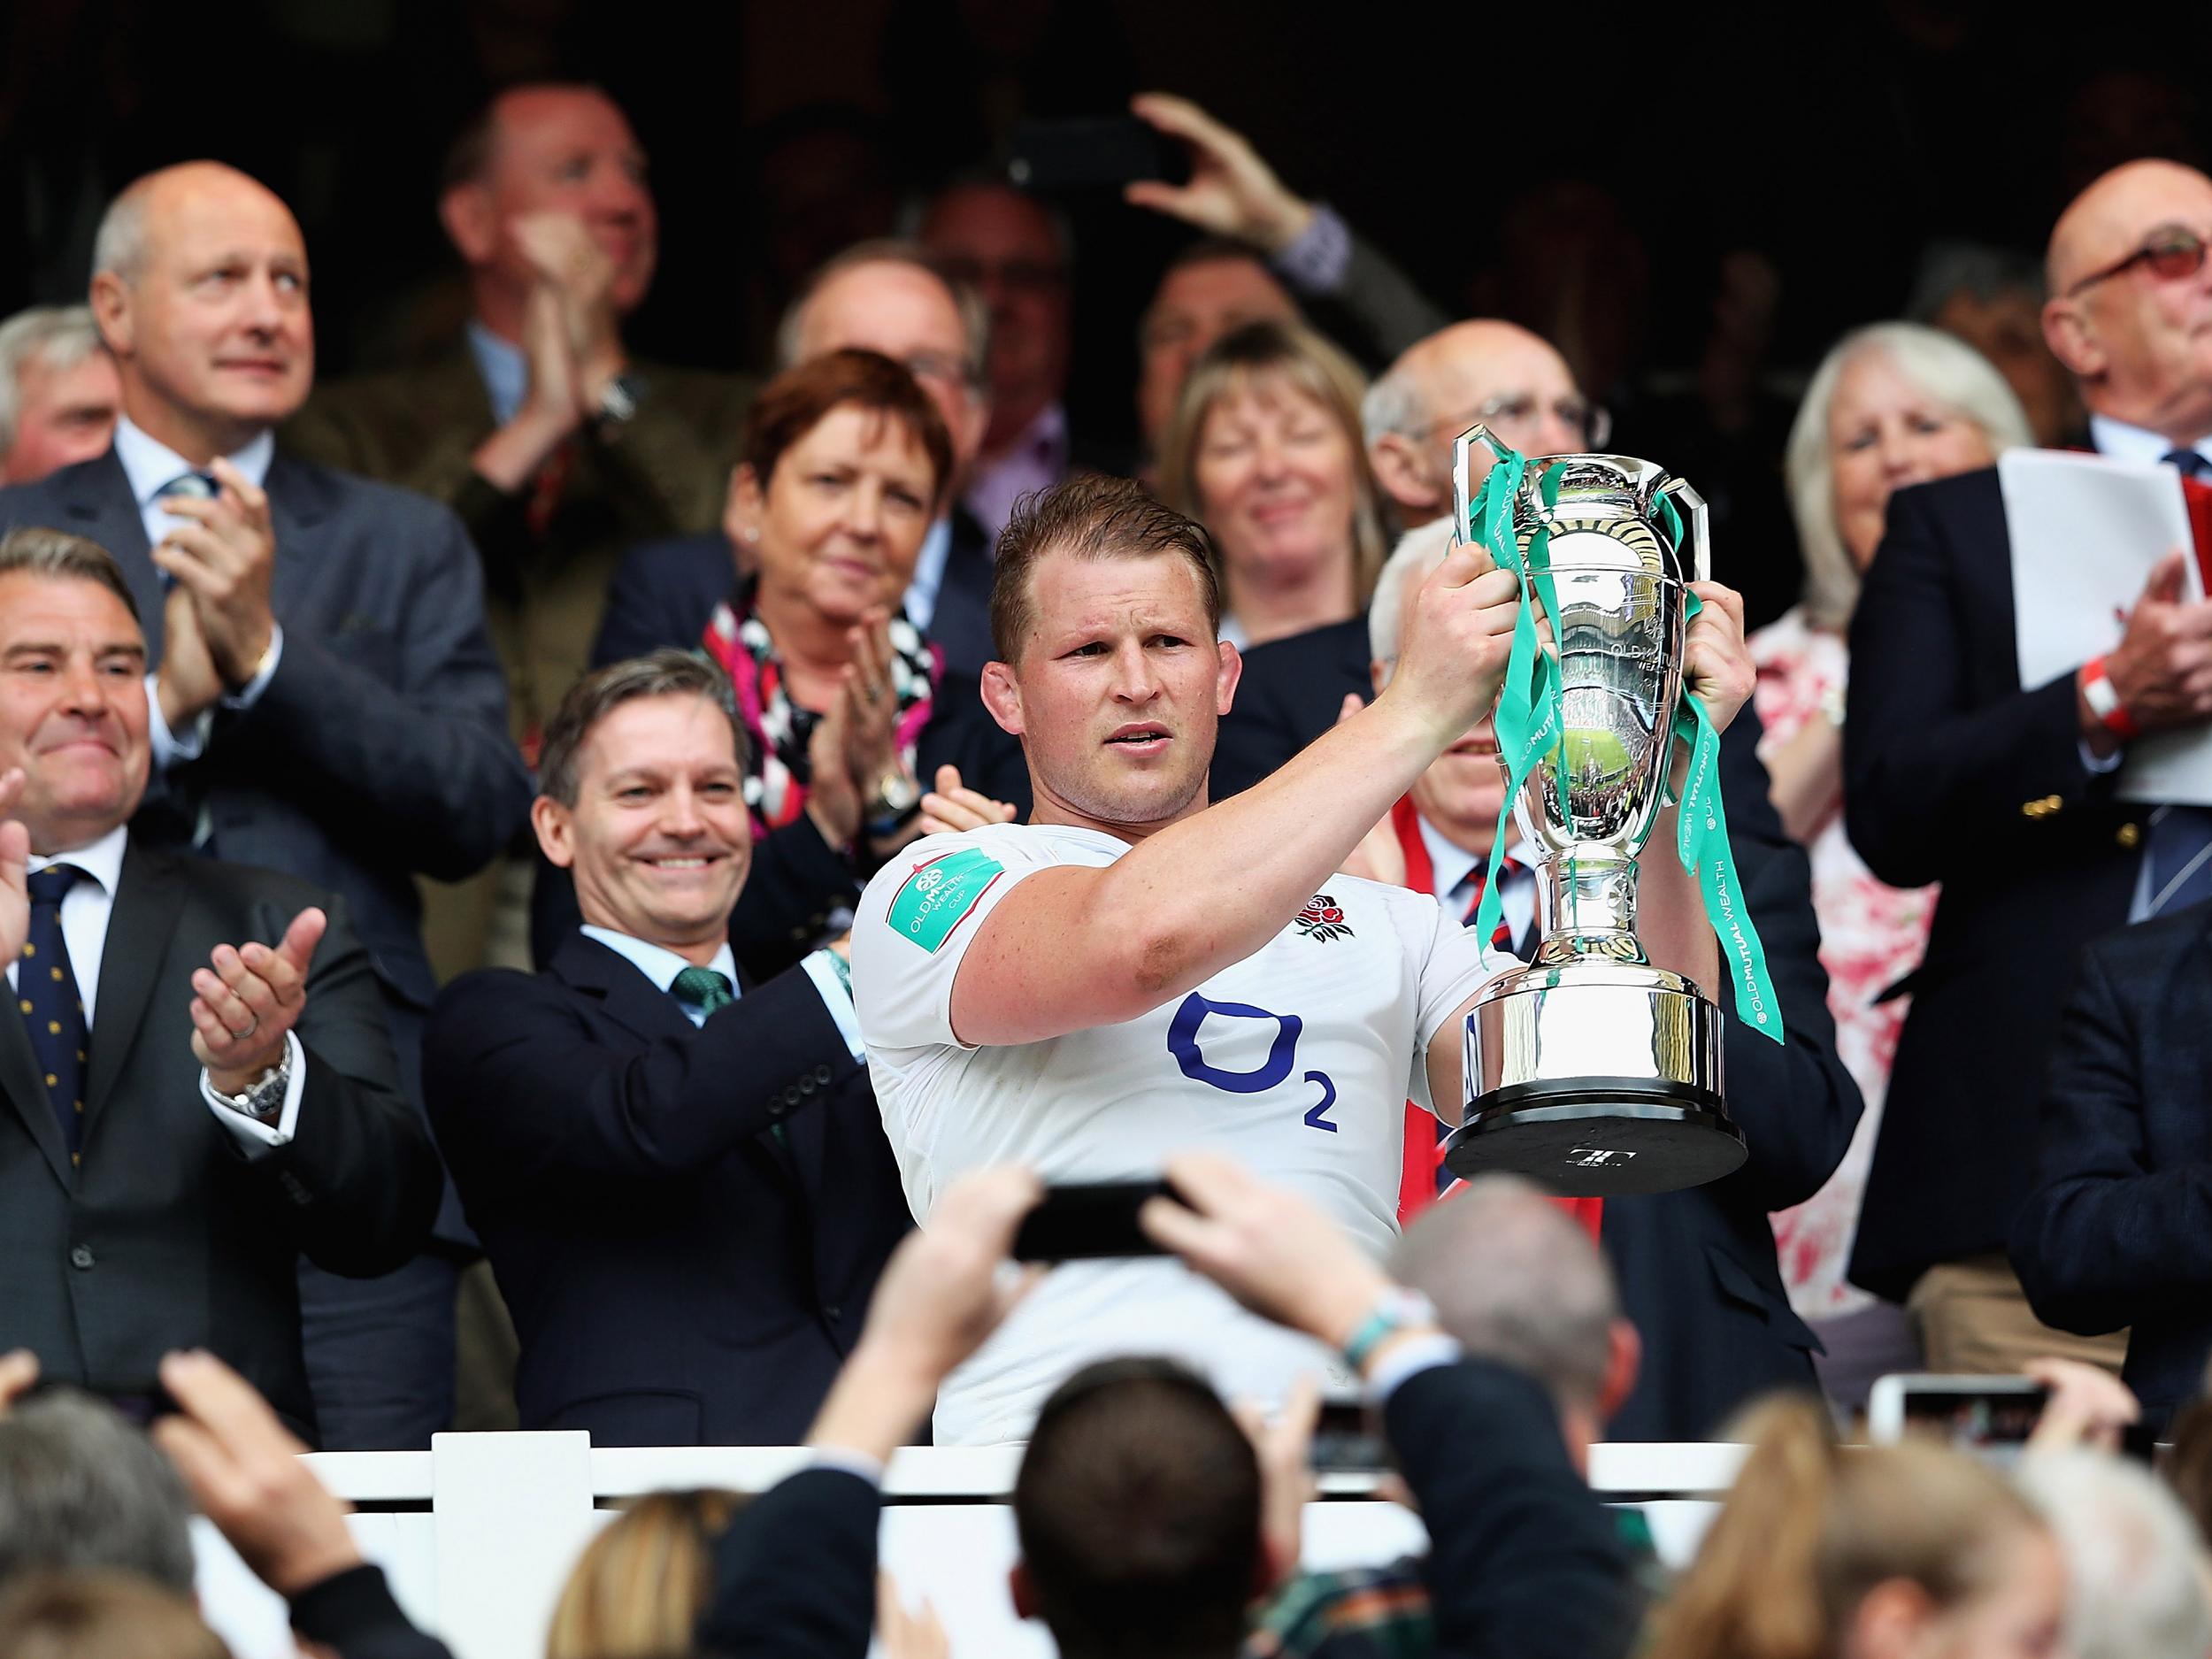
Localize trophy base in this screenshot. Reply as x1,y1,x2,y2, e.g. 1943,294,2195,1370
1450,962,1747,1197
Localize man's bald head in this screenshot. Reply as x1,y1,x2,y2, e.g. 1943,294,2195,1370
2042,159,2212,443
88,162,312,459
1363,319,1586,524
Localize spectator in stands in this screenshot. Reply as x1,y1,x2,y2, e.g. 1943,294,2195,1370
2011,896,2212,1432
1362,319,1596,528
0,531,441,1442
1844,158,2212,1374
1908,242,2086,449
0,1572,233,1659
1125,92,1448,460
549,1488,741,1659
1159,318,1386,657
1758,324,2032,1393
427,651,913,1446
918,180,1084,542
285,83,754,764
584,242,991,688
1341,513,1860,1438
0,306,119,485
1646,1397,2065,1659
0,1379,194,1592
0,161,531,1450
2018,1449,2212,1659
576,352,1025,980
696,1156,1641,1659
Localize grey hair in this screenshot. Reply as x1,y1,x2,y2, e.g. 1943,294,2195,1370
1362,357,1428,449
1784,322,2033,632
90,187,150,284
0,306,106,459
2017,1449,2212,1659
772,239,991,386
0,1391,196,1592
1390,1173,1622,1410
537,649,750,807
0,526,141,624
1367,513,1459,673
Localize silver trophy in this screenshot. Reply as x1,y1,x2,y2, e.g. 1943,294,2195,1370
1442,427,1747,1196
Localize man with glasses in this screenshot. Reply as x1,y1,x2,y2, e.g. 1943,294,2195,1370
1845,158,2212,1373
1363,319,1606,525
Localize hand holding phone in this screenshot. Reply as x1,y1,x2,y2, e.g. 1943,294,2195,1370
1012,1180,1179,1262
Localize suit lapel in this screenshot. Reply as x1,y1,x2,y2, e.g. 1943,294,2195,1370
551,934,698,1046
58,452,165,658
0,979,69,1188
84,840,189,1125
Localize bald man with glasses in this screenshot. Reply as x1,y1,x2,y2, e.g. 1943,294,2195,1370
1844,158,2212,1372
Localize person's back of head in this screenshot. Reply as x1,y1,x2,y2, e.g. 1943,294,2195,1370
2017,1448,2212,1659
546,1488,743,1659
0,1570,232,1659
1648,1397,2062,1659
0,1391,195,1593
1391,1174,1633,1443
2163,1395,2212,1548
1012,1357,1262,1659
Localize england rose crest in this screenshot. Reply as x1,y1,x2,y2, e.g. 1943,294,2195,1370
1295,894,1353,942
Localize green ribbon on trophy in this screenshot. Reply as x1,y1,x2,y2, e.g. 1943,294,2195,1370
1462,453,1785,1044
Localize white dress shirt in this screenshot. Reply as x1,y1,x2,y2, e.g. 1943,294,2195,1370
5,824,305,1148
903,516,954,635
1415,811,1537,949
579,924,864,1056
111,415,286,770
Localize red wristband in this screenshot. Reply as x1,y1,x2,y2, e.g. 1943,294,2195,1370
2082,656,2141,741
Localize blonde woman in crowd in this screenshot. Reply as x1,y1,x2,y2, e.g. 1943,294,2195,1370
1756,324,2033,1381
1648,1397,2066,1659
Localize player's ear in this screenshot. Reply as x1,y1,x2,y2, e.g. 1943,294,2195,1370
1215,640,1242,718
531,795,576,869
981,658,1025,736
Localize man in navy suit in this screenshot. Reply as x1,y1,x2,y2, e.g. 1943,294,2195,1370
1846,158,2212,1368
424,651,910,1446
0,162,534,1447
2012,898,2212,1433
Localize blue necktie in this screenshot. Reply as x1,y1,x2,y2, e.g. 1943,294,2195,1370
151,472,217,592
19,865,89,1164
2145,804,2212,919
2163,449,2212,480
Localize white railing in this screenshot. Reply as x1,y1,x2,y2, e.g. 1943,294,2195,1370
194,1438,1743,1659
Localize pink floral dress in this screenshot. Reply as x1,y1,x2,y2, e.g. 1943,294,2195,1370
1750,608,1939,1320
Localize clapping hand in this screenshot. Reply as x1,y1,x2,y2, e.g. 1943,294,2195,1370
0,768,27,965
149,457,277,689
918,765,1018,837
1125,94,1316,256
2100,549,2212,737
190,906,325,1095
513,211,624,403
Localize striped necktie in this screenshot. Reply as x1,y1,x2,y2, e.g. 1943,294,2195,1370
1456,856,1521,952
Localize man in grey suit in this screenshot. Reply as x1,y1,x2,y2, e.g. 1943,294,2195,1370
0,161,532,1448
0,527,441,1440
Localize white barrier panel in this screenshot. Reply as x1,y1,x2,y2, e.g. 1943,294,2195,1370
196,1437,1742,1659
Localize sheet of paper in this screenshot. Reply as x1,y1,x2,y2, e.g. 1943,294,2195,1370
2000,447,2212,803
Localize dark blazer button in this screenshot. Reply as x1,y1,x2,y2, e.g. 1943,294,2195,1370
799,1077,817,1095
814,1064,833,1085
824,1304,843,1323
69,1245,94,1270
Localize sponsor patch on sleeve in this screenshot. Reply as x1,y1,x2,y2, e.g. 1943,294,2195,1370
887,846,1006,952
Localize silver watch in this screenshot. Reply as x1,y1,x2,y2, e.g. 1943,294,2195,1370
215,1053,291,1120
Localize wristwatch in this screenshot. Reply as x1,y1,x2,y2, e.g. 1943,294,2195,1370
2081,655,2140,741
1341,1287,1440,1372
590,372,641,432
211,1051,291,1121
865,770,923,838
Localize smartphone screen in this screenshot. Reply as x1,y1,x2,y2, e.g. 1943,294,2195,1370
1011,1180,1178,1263
1007,118,1188,192
1869,1375,2049,1469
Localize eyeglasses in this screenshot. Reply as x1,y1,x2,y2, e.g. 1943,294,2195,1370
898,349,983,394
1434,393,1611,451
2065,225,2212,297
933,255,1069,296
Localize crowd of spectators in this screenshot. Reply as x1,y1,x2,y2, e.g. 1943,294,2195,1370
4,58,2212,1659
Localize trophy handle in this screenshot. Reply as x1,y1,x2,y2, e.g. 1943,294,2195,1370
1654,475,1711,583
1450,424,1511,545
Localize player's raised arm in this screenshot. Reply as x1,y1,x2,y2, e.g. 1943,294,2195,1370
904,484,1519,1049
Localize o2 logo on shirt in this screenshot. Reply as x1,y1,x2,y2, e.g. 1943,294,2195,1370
1165,993,1340,1133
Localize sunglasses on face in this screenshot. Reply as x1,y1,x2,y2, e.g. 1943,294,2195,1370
2065,225,2212,297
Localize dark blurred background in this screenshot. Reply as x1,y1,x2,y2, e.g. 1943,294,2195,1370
6,0,2203,523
